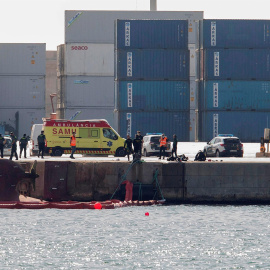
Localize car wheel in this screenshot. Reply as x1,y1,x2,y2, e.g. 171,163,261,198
53,147,63,157
216,150,220,157
115,147,126,157
204,150,207,157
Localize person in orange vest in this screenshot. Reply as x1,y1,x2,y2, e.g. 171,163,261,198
159,133,168,160
260,143,265,153
70,131,76,159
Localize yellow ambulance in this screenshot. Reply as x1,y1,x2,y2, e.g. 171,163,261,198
43,118,126,157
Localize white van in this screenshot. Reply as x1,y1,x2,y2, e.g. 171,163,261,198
29,124,43,156
3,136,12,156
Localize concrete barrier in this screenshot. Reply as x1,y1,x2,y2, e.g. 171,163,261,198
17,160,270,203
185,162,270,203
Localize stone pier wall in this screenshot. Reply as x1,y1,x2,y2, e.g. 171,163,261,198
18,160,270,203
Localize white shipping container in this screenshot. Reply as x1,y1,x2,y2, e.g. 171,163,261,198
0,43,46,75
59,76,114,107
57,43,114,76
0,108,45,139
65,11,203,44
0,76,45,108
64,107,115,129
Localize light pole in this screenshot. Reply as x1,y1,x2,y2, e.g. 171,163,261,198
50,93,57,113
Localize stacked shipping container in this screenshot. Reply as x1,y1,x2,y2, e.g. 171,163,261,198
61,11,203,134
0,44,46,138
199,20,270,142
115,20,190,140
57,43,115,124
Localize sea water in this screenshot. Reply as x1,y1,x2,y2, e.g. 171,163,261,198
1,205,270,269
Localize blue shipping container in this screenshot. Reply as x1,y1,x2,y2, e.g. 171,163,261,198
116,49,189,80
118,111,189,141
116,19,188,49
200,81,270,111
200,111,270,142
116,81,190,111
200,19,270,49
202,49,270,80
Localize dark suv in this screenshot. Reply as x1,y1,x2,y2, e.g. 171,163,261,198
203,134,244,157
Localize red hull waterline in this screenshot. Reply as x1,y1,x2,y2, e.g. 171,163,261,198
0,200,166,209
0,159,166,209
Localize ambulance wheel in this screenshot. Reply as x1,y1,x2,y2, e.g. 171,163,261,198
52,147,63,157
115,147,126,157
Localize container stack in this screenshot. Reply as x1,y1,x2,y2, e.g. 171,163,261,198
115,20,190,140
199,20,270,142
57,42,115,123
61,11,203,133
0,43,46,138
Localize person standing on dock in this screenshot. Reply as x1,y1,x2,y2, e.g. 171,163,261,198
0,134,6,158
124,134,133,161
133,132,142,155
159,133,168,160
9,132,18,160
172,134,178,158
37,131,46,158
134,131,143,155
70,131,76,159
19,134,28,158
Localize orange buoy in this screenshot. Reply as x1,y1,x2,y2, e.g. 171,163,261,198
94,202,102,210
145,212,149,216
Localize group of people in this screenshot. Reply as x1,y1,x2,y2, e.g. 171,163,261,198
0,131,47,160
1,129,178,161
158,133,178,160
0,129,75,160
124,131,144,161
0,132,29,160
124,131,178,161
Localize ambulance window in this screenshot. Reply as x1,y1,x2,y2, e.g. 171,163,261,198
79,128,99,138
103,128,118,140
91,129,99,138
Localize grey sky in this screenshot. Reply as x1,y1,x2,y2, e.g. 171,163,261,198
1,0,269,50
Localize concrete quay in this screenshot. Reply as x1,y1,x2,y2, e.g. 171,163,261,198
17,160,270,204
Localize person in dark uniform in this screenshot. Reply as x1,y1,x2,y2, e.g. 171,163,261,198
172,134,178,158
19,133,28,158
133,131,143,155
124,134,133,161
133,131,144,161
9,132,18,160
0,134,6,158
37,130,46,158
133,134,141,155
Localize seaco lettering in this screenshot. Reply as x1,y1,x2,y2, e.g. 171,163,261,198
53,128,77,135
